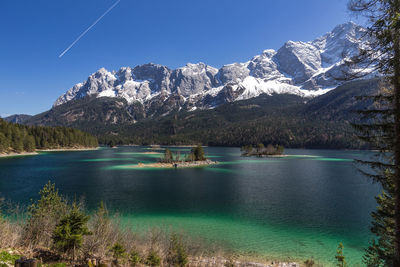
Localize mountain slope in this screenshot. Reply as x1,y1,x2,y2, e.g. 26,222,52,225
4,114,32,124
53,22,373,116
25,79,380,148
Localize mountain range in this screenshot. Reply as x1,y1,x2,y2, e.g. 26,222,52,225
52,22,373,115
4,22,379,148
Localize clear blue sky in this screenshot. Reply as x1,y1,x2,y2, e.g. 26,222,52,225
0,0,357,117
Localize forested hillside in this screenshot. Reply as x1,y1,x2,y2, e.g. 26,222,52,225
18,79,380,149
0,118,98,154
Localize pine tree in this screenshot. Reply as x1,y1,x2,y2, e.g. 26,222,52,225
167,234,188,267
111,243,126,265
347,0,400,265
25,181,68,247
192,145,205,161
52,202,91,260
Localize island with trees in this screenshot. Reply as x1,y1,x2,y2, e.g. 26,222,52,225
241,143,284,157
134,145,218,169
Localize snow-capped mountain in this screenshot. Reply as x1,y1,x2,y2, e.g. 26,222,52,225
54,22,372,112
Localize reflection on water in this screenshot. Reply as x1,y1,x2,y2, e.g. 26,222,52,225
0,147,379,266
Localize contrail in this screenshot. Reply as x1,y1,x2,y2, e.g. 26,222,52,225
59,0,121,58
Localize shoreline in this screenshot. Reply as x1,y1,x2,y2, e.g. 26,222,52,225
0,147,99,158
131,159,218,169
0,152,39,158
242,154,287,158
36,147,99,152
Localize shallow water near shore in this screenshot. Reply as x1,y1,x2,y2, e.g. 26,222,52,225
0,147,379,266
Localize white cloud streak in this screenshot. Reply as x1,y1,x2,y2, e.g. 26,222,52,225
59,0,121,58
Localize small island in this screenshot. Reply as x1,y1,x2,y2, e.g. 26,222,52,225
133,145,218,169
241,143,285,157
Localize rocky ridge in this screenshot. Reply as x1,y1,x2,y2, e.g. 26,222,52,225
53,22,374,119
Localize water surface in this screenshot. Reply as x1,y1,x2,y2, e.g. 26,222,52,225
0,147,379,266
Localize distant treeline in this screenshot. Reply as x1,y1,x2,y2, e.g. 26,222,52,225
0,118,98,153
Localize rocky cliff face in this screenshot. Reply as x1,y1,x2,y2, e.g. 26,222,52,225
54,22,374,118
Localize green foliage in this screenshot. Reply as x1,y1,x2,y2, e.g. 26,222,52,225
25,181,69,246
146,249,161,266
241,143,284,157
129,250,141,266
256,143,264,152
167,234,188,267
347,0,400,264
0,251,21,264
52,202,91,258
185,145,206,162
111,243,126,262
363,179,395,267
191,145,205,161
48,263,67,267
0,118,98,154
335,243,346,267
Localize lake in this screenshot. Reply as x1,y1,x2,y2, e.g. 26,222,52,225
0,147,380,266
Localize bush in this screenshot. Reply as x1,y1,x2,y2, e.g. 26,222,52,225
129,250,141,266
24,181,68,247
304,258,315,267
49,263,67,267
167,234,188,267
146,249,161,266
0,216,22,249
111,242,126,264
83,202,119,260
0,251,21,265
224,258,234,267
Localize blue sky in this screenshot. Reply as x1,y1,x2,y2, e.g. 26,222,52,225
0,0,357,116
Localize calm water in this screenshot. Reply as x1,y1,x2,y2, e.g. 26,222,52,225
0,147,379,266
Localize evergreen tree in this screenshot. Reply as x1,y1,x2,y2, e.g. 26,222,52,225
111,243,126,265
0,118,98,154
167,234,188,267
129,250,141,267
347,0,400,265
146,249,161,267
25,181,68,247
191,145,205,161
0,132,9,152
52,202,91,260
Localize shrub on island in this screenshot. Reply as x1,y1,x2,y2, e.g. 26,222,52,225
241,143,284,157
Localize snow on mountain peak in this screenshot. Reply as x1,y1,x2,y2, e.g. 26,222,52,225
54,22,372,110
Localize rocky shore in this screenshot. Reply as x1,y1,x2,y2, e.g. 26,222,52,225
188,257,299,267
36,147,99,152
133,159,218,169
0,147,99,159
0,152,38,158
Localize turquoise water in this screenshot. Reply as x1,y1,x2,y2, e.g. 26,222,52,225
0,147,379,266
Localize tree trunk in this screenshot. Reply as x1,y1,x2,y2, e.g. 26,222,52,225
73,244,76,262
